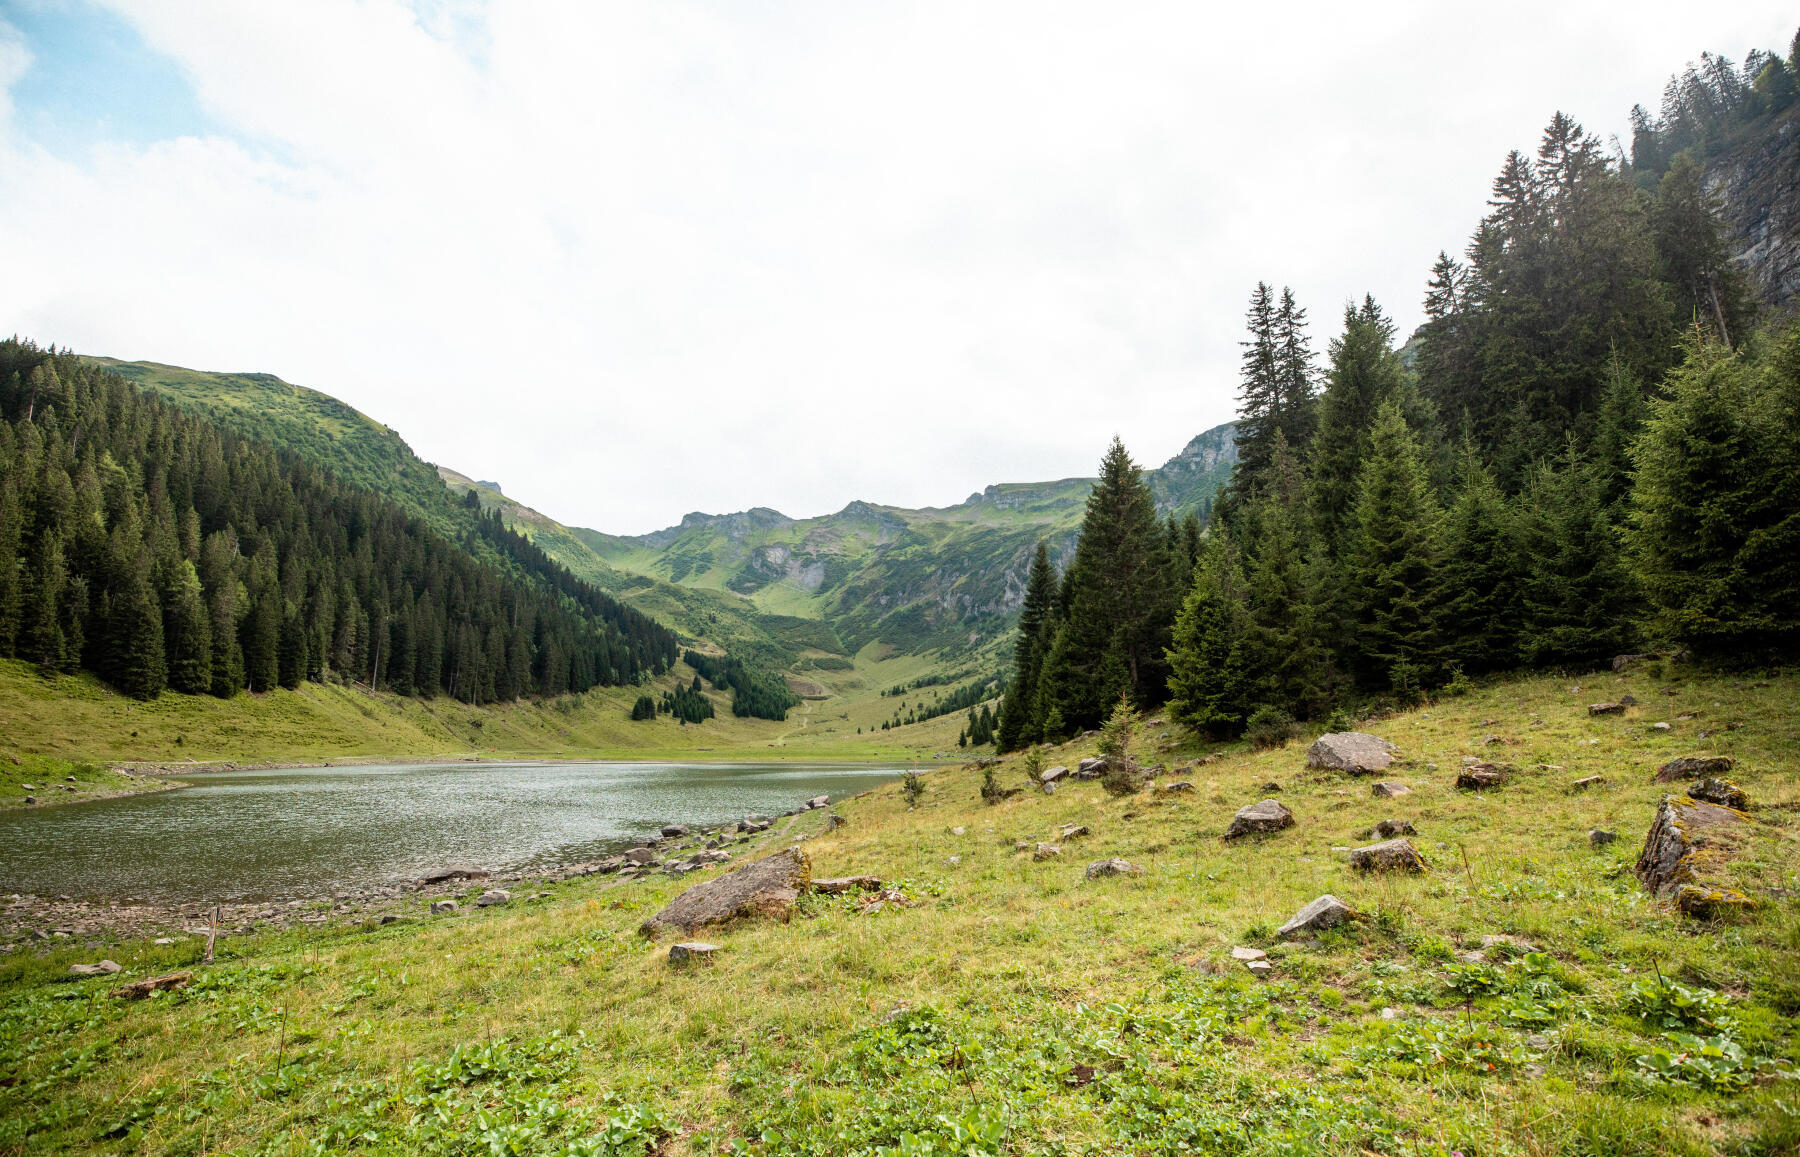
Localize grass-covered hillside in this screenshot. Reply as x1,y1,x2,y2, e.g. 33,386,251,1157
3,668,1795,1155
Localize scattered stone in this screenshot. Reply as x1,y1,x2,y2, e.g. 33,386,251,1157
1160,780,1195,792
475,889,512,907
68,959,121,976
1349,838,1426,873
1370,819,1415,839
812,875,882,894
1260,781,1282,793
1689,778,1749,810
431,900,458,914
624,847,658,864
1569,775,1606,791
1636,795,1755,918
1456,763,1506,790
661,824,690,838
115,971,191,999
806,795,830,810
1277,894,1357,940
1230,945,1267,961
1588,702,1625,716
1224,799,1295,840
1590,829,1618,847
1245,959,1273,977
640,848,810,938
1305,733,1397,775
668,941,720,964
1380,1006,1400,1021
1653,756,1734,782
1040,765,1069,784
1033,842,1062,861
1619,694,1639,707
1060,824,1090,840
824,814,846,831
1041,781,1057,795
1371,781,1411,799
418,867,489,885
1651,722,1672,731
1085,858,1143,880
1075,757,1106,780
1481,934,1536,953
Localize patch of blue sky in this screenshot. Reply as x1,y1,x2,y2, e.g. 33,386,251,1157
1,0,220,155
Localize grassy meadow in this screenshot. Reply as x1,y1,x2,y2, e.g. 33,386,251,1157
2,666,1796,1154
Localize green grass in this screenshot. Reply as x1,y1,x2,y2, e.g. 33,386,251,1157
3,668,1796,1154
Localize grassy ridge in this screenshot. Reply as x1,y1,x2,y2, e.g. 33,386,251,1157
2,669,1795,1154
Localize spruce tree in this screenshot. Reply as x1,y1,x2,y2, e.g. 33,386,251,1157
1516,440,1632,666
1311,296,1407,552
996,541,1057,751
1164,532,1249,737
1437,442,1520,674
1237,432,1332,718
1343,399,1445,694
163,560,213,695
111,570,167,700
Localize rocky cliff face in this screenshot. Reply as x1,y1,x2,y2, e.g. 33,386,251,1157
1707,104,1800,311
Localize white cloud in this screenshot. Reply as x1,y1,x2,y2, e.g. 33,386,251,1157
1,1,1794,532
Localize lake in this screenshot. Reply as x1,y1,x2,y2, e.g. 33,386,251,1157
0,761,908,903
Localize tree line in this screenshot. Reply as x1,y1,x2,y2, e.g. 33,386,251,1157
0,342,679,702
681,649,800,721
997,82,1800,747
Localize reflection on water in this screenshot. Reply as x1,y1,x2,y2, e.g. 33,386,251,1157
0,761,904,902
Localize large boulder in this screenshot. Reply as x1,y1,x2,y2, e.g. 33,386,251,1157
1224,799,1295,840
1277,894,1357,940
639,847,811,938
1349,838,1426,873
1636,795,1755,918
1074,757,1107,780
1653,756,1735,783
1305,733,1397,775
1040,765,1069,784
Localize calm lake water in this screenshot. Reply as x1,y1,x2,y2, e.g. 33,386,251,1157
0,761,907,903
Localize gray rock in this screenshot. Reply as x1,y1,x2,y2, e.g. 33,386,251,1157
1349,838,1426,873
1085,858,1144,880
668,941,720,964
1230,945,1266,961
69,959,121,976
806,795,830,810
624,847,658,864
661,824,690,838
1456,763,1506,790
813,875,882,894
1224,799,1295,840
1033,842,1062,861
1370,819,1415,839
1277,894,1357,939
475,889,512,907
1305,733,1397,775
1160,780,1195,792
431,900,458,914
1075,756,1106,780
640,848,811,938
1040,765,1069,784
418,867,489,885
1060,824,1089,839
1260,781,1282,793
1589,829,1618,847
824,814,846,830
1570,775,1606,791
1245,959,1273,976
1636,795,1753,917
1371,781,1411,798
1654,755,1734,783
1041,780,1057,795
1588,702,1625,716
1689,778,1748,809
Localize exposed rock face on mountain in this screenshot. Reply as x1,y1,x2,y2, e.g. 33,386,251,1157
1707,104,1800,310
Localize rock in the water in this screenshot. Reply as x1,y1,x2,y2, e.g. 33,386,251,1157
1654,755,1735,783
1305,733,1397,775
1230,945,1266,961
668,941,720,964
1589,829,1618,847
1085,858,1144,880
1277,894,1356,939
812,875,882,894
1456,763,1506,790
68,959,121,976
431,900,458,914
1349,838,1426,873
114,971,191,999
418,867,489,885
640,847,810,938
1636,795,1754,918
1224,799,1295,840
1040,765,1069,784
1689,778,1749,810
1033,842,1062,861
1370,818,1415,839
475,889,512,907
1371,781,1411,798
1588,702,1625,716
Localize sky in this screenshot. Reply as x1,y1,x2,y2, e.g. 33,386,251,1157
0,2,1794,535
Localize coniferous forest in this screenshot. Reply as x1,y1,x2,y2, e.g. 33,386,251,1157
998,50,1800,747
0,342,679,703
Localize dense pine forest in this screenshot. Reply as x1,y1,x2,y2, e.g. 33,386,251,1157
0,343,679,703
999,37,1800,747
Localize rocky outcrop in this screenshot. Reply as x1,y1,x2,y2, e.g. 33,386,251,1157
1636,795,1755,918
1305,733,1397,775
1224,799,1295,840
639,848,811,938
1705,104,1800,309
